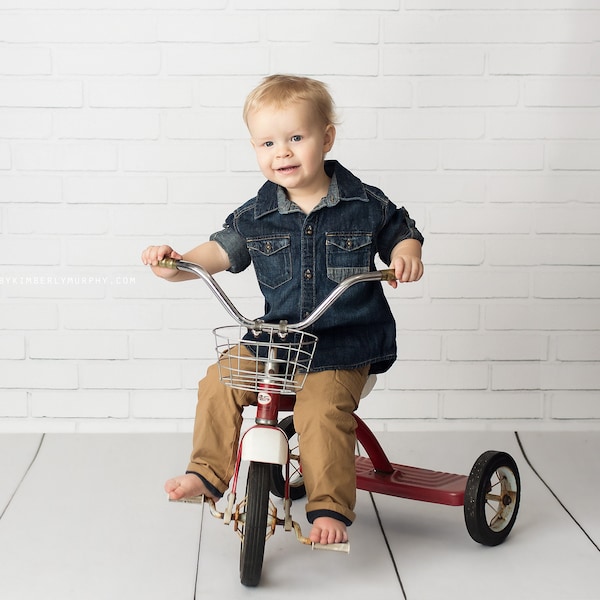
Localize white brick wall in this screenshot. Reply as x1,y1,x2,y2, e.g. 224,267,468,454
1,1,599,432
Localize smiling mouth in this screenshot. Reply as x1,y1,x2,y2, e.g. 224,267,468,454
277,165,299,174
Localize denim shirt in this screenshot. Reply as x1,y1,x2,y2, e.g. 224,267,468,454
210,160,424,374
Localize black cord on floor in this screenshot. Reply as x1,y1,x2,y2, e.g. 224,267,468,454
0,434,45,521
514,431,600,553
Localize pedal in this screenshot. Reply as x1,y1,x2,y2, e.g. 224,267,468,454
311,541,350,553
291,520,350,553
168,495,205,505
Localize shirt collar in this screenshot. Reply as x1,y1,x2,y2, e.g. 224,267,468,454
276,172,341,214
254,160,368,219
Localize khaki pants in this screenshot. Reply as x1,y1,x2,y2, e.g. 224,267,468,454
187,344,369,525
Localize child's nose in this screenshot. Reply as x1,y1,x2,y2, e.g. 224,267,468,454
277,144,291,158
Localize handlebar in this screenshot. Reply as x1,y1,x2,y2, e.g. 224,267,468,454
157,258,396,334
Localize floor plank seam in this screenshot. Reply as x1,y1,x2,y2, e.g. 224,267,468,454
368,491,408,599
359,438,407,599
193,502,207,598
514,431,600,553
0,434,45,522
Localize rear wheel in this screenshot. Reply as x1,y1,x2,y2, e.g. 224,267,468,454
464,451,520,546
239,462,271,587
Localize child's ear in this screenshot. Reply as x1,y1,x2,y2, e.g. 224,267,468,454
323,124,336,153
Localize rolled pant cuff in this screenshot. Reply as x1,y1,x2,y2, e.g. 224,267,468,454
306,508,354,526
185,469,225,498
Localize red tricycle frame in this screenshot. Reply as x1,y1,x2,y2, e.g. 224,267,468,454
158,258,521,588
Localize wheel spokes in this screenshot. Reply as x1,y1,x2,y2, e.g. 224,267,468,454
484,469,518,532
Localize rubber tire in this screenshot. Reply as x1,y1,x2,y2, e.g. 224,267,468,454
464,450,520,546
269,415,306,500
240,462,271,587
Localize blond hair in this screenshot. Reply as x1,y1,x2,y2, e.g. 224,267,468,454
243,74,337,127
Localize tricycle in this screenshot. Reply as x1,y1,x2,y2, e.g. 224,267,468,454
158,258,521,587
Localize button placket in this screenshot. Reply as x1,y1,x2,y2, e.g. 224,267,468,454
301,215,317,320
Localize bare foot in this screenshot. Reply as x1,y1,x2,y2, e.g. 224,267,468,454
164,474,219,502
309,516,348,545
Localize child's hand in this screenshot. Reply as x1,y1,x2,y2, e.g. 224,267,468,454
388,254,424,289
141,245,183,279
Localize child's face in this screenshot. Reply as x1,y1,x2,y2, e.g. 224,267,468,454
247,101,335,199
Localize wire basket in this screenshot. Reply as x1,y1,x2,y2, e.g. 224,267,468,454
213,325,318,393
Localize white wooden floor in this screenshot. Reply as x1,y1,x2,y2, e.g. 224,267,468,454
1,430,599,599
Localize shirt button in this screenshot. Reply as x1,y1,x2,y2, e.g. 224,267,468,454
304,269,313,280
305,225,313,235
346,239,353,248
265,242,273,252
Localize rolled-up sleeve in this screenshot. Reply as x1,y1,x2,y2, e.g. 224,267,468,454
209,214,251,274
377,205,424,266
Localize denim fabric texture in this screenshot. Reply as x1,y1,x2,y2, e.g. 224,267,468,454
210,160,424,374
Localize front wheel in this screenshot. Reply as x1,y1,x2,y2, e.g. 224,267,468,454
240,462,271,587
464,451,520,546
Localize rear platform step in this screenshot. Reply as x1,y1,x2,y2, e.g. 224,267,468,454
355,456,467,506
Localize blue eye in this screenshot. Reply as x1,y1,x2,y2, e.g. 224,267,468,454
291,135,302,142
264,141,274,147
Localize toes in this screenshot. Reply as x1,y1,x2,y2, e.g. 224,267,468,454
309,526,347,545
164,477,188,500
167,485,184,500
164,478,181,493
